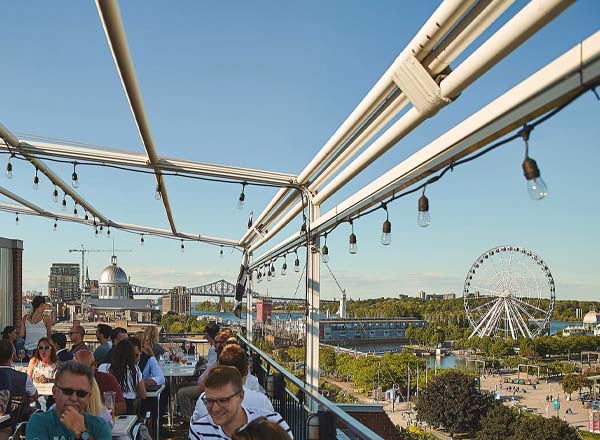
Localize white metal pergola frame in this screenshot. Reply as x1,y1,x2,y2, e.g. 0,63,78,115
1,0,599,406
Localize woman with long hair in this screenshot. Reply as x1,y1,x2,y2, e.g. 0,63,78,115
26,337,58,383
19,296,51,355
144,325,164,358
98,339,146,414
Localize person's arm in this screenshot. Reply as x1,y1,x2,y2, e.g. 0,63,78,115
136,368,147,399
27,358,36,378
20,315,27,341
196,362,216,394
25,375,39,401
44,315,52,338
144,357,165,386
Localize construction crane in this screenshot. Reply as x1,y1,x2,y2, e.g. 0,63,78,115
68,244,133,293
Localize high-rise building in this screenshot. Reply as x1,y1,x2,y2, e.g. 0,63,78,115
0,237,23,329
48,263,80,303
162,286,190,315
256,298,272,324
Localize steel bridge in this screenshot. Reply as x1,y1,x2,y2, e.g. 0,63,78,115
131,279,338,305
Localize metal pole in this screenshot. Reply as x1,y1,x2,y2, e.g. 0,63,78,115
305,200,320,412
246,254,254,342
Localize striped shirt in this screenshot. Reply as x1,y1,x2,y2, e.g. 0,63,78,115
189,406,293,440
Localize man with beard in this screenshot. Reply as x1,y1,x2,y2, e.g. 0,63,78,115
25,361,111,439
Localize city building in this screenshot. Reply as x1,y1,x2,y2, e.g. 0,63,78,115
256,298,272,324
562,310,600,337
98,255,130,299
338,290,348,319
84,299,153,323
48,263,80,303
162,286,191,315
319,317,427,344
0,237,23,329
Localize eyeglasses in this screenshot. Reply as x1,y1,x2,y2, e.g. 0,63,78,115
235,416,268,434
201,389,242,408
69,331,81,335
37,345,52,351
56,385,90,398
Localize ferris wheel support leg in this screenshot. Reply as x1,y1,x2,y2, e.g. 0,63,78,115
483,299,505,337
509,299,534,338
469,298,502,338
504,300,516,340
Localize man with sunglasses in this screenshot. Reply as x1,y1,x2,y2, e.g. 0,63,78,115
69,326,89,355
189,366,292,440
26,360,111,440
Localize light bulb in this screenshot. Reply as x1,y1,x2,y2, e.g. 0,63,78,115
257,272,262,283
294,257,300,273
219,248,223,258
270,264,275,278
140,235,145,246
155,185,162,200
72,171,79,188
107,226,111,237
267,269,271,281
281,262,287,276
73,206,78,217
417,195,430,227
95,227,99,238
300,221,306,233
99,225,104,235
322,245,329,263
15,213,19,225
6,159,13,179
53,188,59,203
61,197,67,212
381,219,392,245
237,191,245,210
53,221,58,231
522,157,548,200
349,233,358,254
33,173,39,190
181,241,185,253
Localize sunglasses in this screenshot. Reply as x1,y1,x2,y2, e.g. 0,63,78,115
202,389,242,408
56,385,90,398
69,331,81,335
37,345,52,351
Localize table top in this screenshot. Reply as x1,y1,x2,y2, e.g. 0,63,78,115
112,414,137,437
145,384,166,398
0,414,9,424
160,362,195,377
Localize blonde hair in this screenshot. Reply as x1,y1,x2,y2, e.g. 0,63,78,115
144,326,159,345
87,378,104,417
133,331,146,344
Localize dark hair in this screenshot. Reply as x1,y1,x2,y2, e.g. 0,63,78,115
110,339,139,393
51,333,67,350
218,345,248,377
128,336,141,349
0,340,14,363
32,296,45,311
33,337,58,363
1,326,16,340
71,325,85,336
110,327,127,342
231,417,291,440
55,360,94,388
205,365,243,391
97,324,112,339
204,322,220,339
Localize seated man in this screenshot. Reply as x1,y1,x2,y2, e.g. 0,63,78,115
189,366,292,439
93,324,112,363
74,350,126,416
69,326,89,355
100,327,128,365
192,344,273,422
51,333,73,362
26,360,111,439
0,340,37,428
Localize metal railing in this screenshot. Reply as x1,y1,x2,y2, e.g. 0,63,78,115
238,335,384,440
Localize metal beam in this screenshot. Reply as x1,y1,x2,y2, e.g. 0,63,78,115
0,139,296,186
249,29,600,268
96,0,177,234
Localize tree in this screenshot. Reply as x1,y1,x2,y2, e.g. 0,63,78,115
415,370,495,436
512,415,579,440
476,404,517,440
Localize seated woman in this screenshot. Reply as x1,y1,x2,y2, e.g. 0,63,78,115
181,341,195,355
1,327,18,362
98,339,146,414
26,337,59,384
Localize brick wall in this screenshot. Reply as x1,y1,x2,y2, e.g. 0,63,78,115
337,410,401,440
12,247,22,329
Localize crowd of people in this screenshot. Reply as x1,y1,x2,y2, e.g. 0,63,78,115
0,297,293,440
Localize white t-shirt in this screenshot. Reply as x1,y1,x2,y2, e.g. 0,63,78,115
192,385,274,422
98,363,142,400
189,406,292,440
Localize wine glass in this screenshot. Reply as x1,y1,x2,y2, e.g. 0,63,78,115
17,349,25,367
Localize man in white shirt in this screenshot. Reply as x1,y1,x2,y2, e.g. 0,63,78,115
189,366,292,440
192,344,272,422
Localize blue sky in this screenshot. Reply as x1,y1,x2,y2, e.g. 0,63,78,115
1,1,599,303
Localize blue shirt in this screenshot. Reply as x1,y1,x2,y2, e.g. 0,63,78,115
142,356,165,386
93,342,111,363
26,409,111,440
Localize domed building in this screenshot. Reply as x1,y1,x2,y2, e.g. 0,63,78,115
583,310,600,330
98,255,131,299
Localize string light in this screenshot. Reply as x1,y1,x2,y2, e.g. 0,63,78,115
281,257,287,276
294,250,300,273
33,167,39,190
219,247,223,258
140,235,145,246
107,225,111,237
270,262,276,278
71,163,79,188
155,184,162,200
95,226,98,238
417,187,430,227
6,154,14,179
267,265,271,281
257,270,262,283
300,220,306,234
73,203,78,217
53,219,58,231
180,240,185,253
99,225,104,235
349,221,357,254
520,125,548,200
237,183,246,210
84,212,89,221
61,195,67,212
53,186,59,203
15,213,19,225
321,234,329,263
381,204,391,246
247,211,253,229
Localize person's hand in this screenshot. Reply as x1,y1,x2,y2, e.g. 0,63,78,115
142,340,154,356
145,379,156,387
38,375,47,383
60,406,86,437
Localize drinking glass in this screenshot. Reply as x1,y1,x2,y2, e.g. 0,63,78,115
17,349,25,367
103,391,116,422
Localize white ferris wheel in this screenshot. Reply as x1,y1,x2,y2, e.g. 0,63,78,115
463,246,555,340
